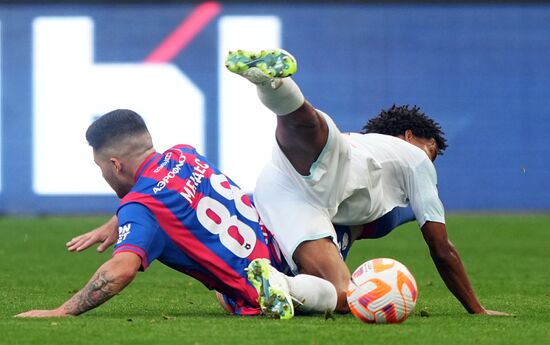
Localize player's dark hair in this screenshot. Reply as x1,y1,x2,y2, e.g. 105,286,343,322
86,109,150,151
361,105,448,155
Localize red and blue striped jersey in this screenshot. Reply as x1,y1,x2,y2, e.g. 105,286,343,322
113,144,283,315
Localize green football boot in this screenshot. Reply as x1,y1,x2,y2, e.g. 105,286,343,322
225,49,297,83
246,258,294,320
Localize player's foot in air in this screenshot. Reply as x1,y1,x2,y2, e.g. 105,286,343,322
246,258,294,320
225,49,297,86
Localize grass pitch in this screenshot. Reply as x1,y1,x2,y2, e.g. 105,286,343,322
1,215,549,345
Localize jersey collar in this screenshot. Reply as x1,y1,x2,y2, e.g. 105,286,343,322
134,152,160,183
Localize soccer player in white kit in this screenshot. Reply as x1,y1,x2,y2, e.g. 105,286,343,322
225,49,508,316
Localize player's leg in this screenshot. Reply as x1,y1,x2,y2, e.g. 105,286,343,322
247,258,337,317
254,166,352,314
285,273,338,315
225,49,328,175
232,51,356,314
293,238,351,313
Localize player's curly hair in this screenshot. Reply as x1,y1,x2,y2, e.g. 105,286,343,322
361,105,448,155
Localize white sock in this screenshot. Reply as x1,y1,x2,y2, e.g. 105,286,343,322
286,274,338,313
256,77,305,116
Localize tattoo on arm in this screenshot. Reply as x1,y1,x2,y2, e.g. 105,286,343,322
62,270,118,315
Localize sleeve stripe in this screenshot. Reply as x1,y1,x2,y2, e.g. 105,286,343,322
114,245,149,269
115,244,147,256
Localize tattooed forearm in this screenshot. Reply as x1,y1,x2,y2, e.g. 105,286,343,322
62,270,119,315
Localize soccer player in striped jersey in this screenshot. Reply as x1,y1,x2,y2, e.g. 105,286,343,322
224,49,508,316
16,109,337,319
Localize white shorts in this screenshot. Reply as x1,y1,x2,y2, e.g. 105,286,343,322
254,111,384,273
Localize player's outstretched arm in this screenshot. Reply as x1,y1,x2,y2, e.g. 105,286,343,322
15,252,140,318
421,221,510,316
67,215,119,253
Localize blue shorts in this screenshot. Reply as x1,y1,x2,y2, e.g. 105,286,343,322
335,206,415,260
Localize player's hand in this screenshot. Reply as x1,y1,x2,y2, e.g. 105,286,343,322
66,216,118,253
481,309,513,316
15,308,69,318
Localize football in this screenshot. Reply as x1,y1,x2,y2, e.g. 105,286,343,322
347,258,418,324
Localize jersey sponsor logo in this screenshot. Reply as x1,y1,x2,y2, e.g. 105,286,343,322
153,152,173,173
117,223,132,244
153,154,187,194
180,158,209,204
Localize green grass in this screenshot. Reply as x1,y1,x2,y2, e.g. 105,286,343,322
1,215,549,345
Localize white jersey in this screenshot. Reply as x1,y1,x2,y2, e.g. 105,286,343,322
343,132,445,227
254,111,445,273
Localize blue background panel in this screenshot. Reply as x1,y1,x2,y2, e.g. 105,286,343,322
0,3,548,213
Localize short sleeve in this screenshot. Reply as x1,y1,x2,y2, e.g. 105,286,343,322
114,202,166,271
407,160,446,228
